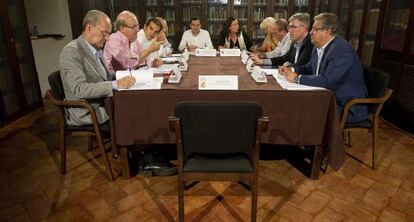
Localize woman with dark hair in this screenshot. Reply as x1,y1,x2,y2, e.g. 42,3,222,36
218,17,252,51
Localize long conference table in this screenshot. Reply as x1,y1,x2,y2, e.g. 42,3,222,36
110,56,345,179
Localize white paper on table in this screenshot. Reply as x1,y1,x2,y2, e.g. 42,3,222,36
245,58,254,72
241,51,249,64
196,48,217,57
171,53,182,57
272,73,327,90
198,75,238,90
148,64,176,74
260,68,279,76
220,48,241,57
161,57,180,63
251,66,267,83
116,69,162,90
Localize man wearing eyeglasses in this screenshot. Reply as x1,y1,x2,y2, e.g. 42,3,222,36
104,11,162,74
251,13,313,67
280,13,368,123
59,10,135,127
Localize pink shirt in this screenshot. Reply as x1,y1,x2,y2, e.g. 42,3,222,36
104,31,146,74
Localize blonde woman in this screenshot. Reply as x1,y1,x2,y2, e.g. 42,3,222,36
255,17,278,53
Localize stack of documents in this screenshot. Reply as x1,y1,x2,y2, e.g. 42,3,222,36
116,69,163,90
273,74,326,90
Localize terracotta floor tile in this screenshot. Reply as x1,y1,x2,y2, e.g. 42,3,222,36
358,189,391,216
312,207,344,222
2,102,414,221
378,207,407,222
298,190,332,215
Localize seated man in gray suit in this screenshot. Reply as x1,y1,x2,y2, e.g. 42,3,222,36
59,10,135,126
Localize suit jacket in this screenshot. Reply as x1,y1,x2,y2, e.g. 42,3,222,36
270,33,313,66
294,36,368,123
59,36,113,126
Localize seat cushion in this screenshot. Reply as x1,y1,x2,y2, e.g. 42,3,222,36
183,153,253,173
344,119,372,129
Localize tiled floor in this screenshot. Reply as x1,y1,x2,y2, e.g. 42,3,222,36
1,100,414,221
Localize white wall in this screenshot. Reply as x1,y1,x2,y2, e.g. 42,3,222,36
25,0,73,98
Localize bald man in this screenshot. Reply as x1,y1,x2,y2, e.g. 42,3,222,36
60,10,135,127
104,11,162,74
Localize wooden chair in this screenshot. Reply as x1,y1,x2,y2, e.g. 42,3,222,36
47,71,114,181
340,66,393,169
169,101,269,222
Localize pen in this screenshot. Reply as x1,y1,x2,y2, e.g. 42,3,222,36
128,66,132,76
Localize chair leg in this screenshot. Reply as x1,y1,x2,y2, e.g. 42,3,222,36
87,136,93,151
251,176,258,222
60,133,66,174
179,177,185,222
96,136,114,181
348,131,351,147
372,131,377,170
310,145,323,179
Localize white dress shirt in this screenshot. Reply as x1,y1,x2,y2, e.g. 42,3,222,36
178,29,213,51
263,33,292,65
316,36,335,75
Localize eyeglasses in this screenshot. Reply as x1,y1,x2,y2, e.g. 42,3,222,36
311,26,326,32
288,25,304,30
95,25,111,37
124,24,140,31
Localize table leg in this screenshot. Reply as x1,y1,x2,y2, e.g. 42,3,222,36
121,146,131,179
310,145,323,179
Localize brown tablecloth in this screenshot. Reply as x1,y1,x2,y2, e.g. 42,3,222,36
112,56,345,170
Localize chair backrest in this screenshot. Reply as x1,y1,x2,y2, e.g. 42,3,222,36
363,65,390,99
48,71,65,101
174,101,263,156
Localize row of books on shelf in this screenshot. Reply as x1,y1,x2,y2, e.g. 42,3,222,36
207,23,224,35
252,27,265,39
165,10,175,21
208,7,227,20
182,6,201,20
253,8,266,22
275,0,289,6
208,0,227,3
146,11,158,18
146,0,157,6
274,11,288,19
163,0,175,5
182,0,202,3
234,8,247,19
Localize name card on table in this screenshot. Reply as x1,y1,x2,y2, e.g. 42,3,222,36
196,48,217,57
245,58,254,72
178,58,188,71
241,50,249,64
168,65,182,83
251,66,267,83
220,48,241,57
198,75,238,90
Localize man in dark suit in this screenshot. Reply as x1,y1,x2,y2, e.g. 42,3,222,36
279,13,368,123
251,13,313,67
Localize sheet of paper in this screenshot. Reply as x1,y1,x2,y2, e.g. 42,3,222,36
161,57,180,63
116,69,153,83
273,74,326,91
220,48,241,57
196,48,217,57
260,68,279,76
118,77,163,90
198,75,238,90
148,64,177,74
